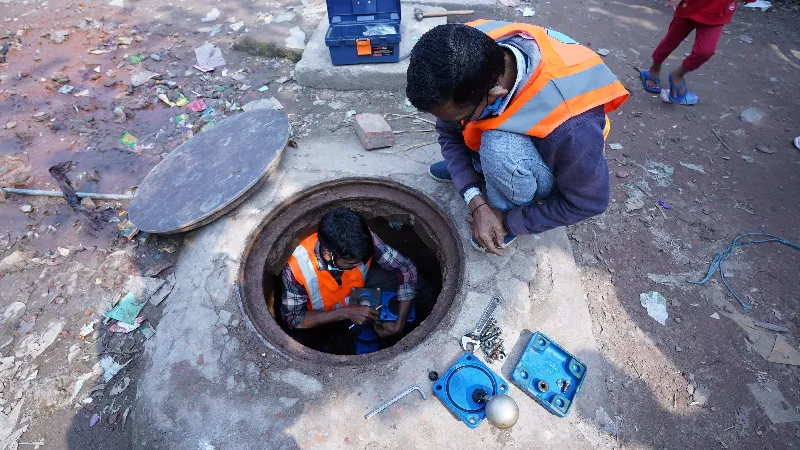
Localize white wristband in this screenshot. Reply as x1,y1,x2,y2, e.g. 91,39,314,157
463,187,482,204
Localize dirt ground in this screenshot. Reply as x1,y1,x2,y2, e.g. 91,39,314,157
0,0,799,447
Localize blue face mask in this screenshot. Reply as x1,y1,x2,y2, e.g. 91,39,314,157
478,96,504,120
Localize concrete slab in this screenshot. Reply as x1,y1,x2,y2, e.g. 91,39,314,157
295,4,446,90
133,135,615,449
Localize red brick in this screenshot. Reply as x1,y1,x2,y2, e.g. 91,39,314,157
354,113,394,150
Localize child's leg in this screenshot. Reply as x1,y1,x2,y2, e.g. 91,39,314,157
649,16,697,85
671,22,725,82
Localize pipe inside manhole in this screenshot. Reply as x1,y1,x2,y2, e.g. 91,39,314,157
238,178,465,366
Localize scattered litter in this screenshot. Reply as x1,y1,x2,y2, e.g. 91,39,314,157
130,69,160,87
740,107,764,123
230,21,245,32
285,27,306,50
679,161,706,174
644,161,674,187
125,275,167,301
126,53,145,63
90,414,100,427
743,0,771,11
198,24,223,37
2,302,27,323
149,273,176,306
766,335,800,366
738,35,753,44
640,291,668,325
753,321,788,333
109,377,131,396
118,132,138,149
186,99,207,112
72,372,93,400
108,317,144,333
710,312,720,320
689,233,800,310
747,382,800,424
741,155,754,163
624,186,645,212
517,7,535,16
258,85,270,92
57,85,74,95
74,89,90,97
14,320,65,358
140,322,156,339
658,199,670,209
104,292,146,326
117,211,139,240
79,320,98,338
242,97,284,111
195,43,227,69
596,48,610,57
201,7,221,22
98,356,129,383
687,374,711,406
608,143,623,150
49,30,70,44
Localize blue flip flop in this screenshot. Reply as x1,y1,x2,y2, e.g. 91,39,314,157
640,70,661,94
666,73,698,105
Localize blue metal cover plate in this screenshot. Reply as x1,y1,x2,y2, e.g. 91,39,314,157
511,331,587,417
433,353,509,429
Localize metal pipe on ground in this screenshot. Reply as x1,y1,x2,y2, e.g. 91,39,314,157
1,187,133,201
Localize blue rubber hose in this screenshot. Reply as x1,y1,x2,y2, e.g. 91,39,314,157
688,233,800,311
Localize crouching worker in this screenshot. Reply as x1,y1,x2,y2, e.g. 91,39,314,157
280,207,431,354
407,22,629,255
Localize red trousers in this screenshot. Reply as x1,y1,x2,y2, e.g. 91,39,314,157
652,16,724,72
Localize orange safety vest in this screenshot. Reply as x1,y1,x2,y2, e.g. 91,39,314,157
287,233,371,312
463,20,629,150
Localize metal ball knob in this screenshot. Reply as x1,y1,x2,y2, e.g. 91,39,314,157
484,394,519,429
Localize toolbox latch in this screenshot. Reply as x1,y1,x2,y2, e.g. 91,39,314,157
356,38,371,56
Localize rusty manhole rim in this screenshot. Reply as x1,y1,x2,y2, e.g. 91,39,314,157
237,177,465,366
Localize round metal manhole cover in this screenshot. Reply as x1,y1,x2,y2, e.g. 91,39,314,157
129,108,290,234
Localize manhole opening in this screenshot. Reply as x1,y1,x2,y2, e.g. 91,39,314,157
239,178,464,366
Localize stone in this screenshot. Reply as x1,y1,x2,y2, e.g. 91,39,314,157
756,144,775,154
80,197,97,208
741,155,754,163
608,143,622,150
295,4,446,90
242,97,284,112
33,112,50,122
5,122,16,129
49,30,70,44
131,69,161,88
354,113,394,150
2,302,27,323
616,171,629,178
19,204,33,213
596,48,610,56
740,107,764,124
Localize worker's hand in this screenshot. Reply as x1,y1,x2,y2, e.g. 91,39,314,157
373,320,404,338
345,305,379,325
467,204,507,256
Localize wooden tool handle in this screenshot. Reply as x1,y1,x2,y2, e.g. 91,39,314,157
423,10,475,17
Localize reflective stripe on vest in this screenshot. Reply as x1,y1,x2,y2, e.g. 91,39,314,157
291,244,325,312
462,20,629,149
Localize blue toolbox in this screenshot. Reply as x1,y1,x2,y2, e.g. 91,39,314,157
349,287,415,323
324,0,401,65
511,332,587,417
433,353,509,428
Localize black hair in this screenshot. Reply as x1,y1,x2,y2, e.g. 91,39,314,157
406,24,506,112
317,207,373,263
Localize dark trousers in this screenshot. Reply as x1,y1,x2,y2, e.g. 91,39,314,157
287,266,435,354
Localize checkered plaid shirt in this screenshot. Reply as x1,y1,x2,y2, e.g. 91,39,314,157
281,232,418,328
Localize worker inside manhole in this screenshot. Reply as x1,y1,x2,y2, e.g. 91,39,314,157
267,207,442,355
